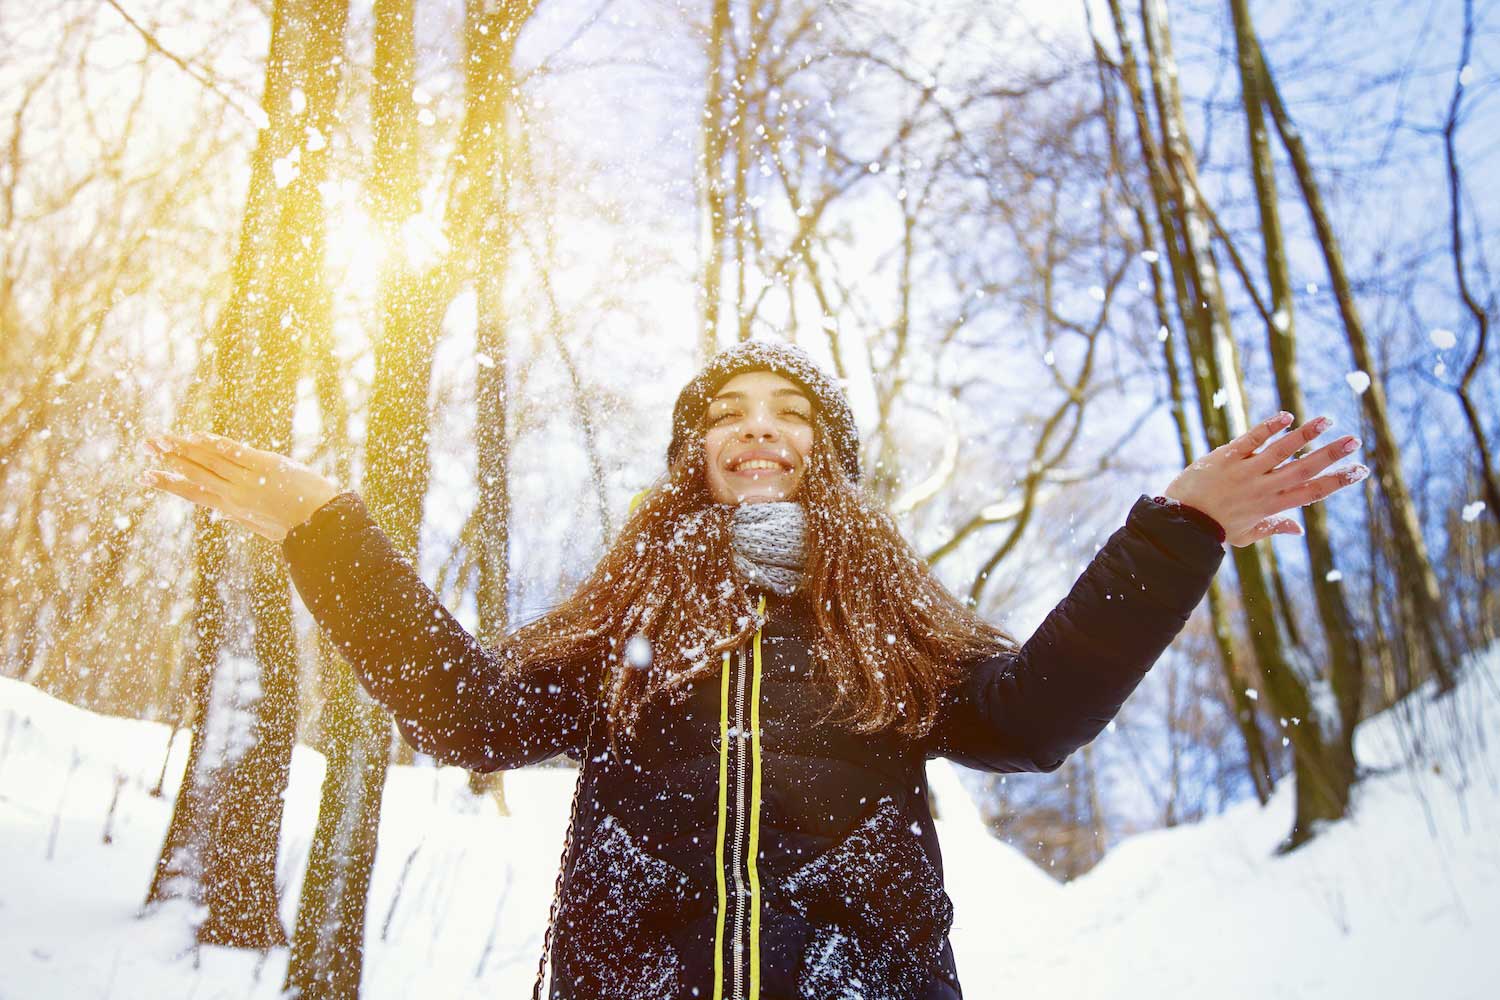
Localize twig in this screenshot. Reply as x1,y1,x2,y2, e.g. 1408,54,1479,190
380,843,422,942
102,769,126,845
473,865,515,979
101,0,257,125
46,749,82,861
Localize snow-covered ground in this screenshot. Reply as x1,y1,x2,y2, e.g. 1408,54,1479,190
1,645,1494,999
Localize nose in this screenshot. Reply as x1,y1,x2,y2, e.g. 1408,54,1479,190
737,404,780,440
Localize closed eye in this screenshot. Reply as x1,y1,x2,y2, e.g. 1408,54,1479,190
709,407,810,425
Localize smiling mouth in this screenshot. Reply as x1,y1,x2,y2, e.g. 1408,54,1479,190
727,458,794,475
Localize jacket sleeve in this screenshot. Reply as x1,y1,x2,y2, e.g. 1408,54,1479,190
926,493,1226,774
280,490,594,772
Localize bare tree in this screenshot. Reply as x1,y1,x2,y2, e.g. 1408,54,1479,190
1226,0,1364,817
1085,3,1273,806
1436,0,1498,528
1100,0,1352,852
1252,34,1458,693
699,0,733,360
147,0,351,948
286,1,548,993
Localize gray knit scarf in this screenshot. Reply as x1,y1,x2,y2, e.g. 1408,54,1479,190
730,501,807,597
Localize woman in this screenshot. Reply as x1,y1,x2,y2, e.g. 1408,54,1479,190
137,340,1366,999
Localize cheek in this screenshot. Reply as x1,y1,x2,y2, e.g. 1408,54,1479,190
790,428,814,467
703,429,730,471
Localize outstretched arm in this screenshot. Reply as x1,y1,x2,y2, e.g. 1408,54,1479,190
928,493,1225,773
280,491,592,771
136,430,591,771
929,409,1367,773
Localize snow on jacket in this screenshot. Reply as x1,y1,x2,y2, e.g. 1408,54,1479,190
281,491,1226,999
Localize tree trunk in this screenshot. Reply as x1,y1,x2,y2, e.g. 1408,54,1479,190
285,0,413,994
698,0,732,361
1253,37,1457,693
147,0,349,948
285,2,541,993
461,0,532,816
1227,0,1362,801
1088,13,1272,804
1113,0,1350,850
1440,0,1500,531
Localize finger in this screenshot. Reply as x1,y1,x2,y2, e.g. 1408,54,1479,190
138,467,235,515
1268,433,1361,483
1221,411,1294,460
173,431,262,473
146,440,238,489
1253,414,1333,469
151,434,249,485
1234,514,1303,548
1276,463,1371,508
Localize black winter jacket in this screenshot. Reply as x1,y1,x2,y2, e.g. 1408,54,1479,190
281,491,1226,1000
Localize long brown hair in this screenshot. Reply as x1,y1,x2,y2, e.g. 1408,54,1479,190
500,405,1020,751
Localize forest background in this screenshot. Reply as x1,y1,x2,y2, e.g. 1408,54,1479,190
1,0,1497,992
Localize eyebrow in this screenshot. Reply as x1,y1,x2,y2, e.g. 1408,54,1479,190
709,388,811,403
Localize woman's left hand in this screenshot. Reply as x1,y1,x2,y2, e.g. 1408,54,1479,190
1161,410,1368,548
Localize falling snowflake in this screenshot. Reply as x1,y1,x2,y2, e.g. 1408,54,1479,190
625,634,653,669
1344,371,1371,394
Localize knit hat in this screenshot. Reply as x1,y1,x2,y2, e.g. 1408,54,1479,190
667,340,861,483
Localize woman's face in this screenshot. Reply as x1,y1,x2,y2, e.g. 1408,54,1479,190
702,370,815,505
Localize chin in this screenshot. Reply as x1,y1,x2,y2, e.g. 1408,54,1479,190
713,484,802,505
740,485,802,503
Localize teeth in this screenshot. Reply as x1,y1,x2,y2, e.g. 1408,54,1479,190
734,459,785,472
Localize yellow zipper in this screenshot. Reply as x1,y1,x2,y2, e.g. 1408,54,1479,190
712,593,767,1000
748,594,766,999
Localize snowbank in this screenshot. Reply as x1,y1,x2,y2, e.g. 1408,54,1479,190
0,645,1493,998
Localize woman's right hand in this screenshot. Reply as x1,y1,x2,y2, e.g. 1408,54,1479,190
136,430,342,543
